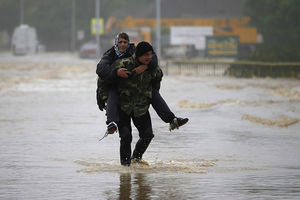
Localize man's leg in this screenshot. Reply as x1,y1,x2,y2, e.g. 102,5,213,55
131,111,154,160
106,88,119,134
118,109,132,166
151,89,175,123
151,89,189,131
106,88,119,124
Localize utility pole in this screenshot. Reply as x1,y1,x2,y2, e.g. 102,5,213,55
95,0,101,59
156,0,161,60
20,0,24,25
71,0,76,52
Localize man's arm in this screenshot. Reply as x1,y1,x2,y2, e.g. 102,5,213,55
117,68,131,78
96,53,115,80
132,64,148,74
148,52,158,70
132,52,158,74
111,58,132,79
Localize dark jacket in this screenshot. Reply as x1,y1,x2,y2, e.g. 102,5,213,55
96,43,159,111
96,43,136,83
112,54,163,117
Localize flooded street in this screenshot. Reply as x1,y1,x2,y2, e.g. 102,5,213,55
1,53,300,199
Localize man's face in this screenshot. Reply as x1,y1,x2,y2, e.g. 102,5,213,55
118,38,129,53
138,51,153,65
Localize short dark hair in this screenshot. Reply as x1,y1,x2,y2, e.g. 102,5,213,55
118,32,129,41
136,41,153,57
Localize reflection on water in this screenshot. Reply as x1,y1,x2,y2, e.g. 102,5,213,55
119,173,132,200
1,53,300,199
106,170,300,200
108,173,189,200
118,173,152,200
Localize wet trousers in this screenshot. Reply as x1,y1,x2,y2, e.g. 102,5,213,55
106,88,119,124
106,88,175,124
118,109,154,166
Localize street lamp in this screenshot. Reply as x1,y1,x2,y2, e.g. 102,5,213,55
20,0,24,25
71,0,76,52
156,0,161,60
95,0,101,59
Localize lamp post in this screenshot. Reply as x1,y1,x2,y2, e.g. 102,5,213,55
71,0,76,52
95,0,101,59
20,0,24,25
156,0,161,60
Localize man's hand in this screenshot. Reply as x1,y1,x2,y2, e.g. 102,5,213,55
133,64,148,74
117,68,131,78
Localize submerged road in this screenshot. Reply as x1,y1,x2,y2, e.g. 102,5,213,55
1,53,300,199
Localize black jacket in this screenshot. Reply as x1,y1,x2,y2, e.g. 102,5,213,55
96,44,135,82
96,43,158,83
96,43,158,110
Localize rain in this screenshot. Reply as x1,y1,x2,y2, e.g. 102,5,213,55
1,0,300,199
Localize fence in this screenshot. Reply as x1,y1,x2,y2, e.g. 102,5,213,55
227,62,300,78
162,61,300,79
162,62,230,76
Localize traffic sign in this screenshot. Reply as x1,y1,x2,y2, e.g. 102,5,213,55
91,18,104,35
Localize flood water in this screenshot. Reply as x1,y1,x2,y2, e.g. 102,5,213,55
1,53,300,199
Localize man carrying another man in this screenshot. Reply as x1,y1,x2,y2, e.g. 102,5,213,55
97,39,188,166
113,42,161,165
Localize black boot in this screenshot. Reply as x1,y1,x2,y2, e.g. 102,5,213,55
131,137,152,161
169,117,189,131
120,141,131,166
121,158,131,166
106,121,118,135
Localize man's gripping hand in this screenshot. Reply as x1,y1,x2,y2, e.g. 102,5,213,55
132,64,148,74
117,68,131,78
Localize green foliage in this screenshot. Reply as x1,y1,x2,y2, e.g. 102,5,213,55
242,0,300,61
0,0,150,50
0,0,19,33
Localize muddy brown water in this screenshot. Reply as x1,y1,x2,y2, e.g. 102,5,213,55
1,53,300,199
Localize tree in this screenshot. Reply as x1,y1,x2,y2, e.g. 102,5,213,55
242,0,300,61
0,0,19,33
0,0,151,51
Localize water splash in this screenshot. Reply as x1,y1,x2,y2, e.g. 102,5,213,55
74,158,217,174
242,114,300,127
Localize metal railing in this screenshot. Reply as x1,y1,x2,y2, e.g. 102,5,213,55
161,61,300,78
161,62,230,76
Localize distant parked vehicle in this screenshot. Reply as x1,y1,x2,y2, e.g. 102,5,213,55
79,41,99,59
163,45,196,59
11,24,39,55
